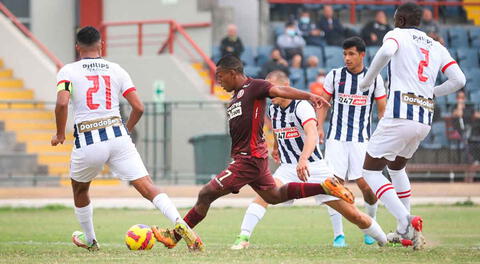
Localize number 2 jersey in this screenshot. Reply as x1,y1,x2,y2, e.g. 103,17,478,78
56,58,135,147
382,28,456,125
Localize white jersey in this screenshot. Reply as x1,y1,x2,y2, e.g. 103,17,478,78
323,67,386,142
269,100,323,164
56,58,136,148
383,28,456,125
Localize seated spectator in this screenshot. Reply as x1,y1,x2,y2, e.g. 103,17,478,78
259,48,290,78
277,22,306,60
306,55,320,68
220,24,244,58
309,69,326,96
451,90,480,163
420,9,439,35
317,5,345,46
290,54,303,69
361,10,392,46
297,10,325,46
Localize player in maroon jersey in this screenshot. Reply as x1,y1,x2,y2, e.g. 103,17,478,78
152,55,354,251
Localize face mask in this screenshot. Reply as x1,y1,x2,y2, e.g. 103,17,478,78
300,17,310,24
287,29,296,36
316,76,325,83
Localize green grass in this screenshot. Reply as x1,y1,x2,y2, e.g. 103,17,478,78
0,205,479,263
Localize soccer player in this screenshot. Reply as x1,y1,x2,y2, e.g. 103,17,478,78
358,3,466,250
152,55,355,249
230,71,387,250
52,26,202,251
317,37,387,247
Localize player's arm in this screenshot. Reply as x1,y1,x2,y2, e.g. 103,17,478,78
359,38,398,91
52,90,70,146
297,119,318,182
316,91,331,144
272,133,280,164
374,76,387,120
434,63,466,97
269,85,331,109
376,97,387,119
124,91,144,133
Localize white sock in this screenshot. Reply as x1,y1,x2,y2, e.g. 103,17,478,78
365,201,378,220
74,203,96,244
363,169,409,234
327,206,344,238
361,218,387,245
240,203,266,237
152,193,181,224
388,168,411,213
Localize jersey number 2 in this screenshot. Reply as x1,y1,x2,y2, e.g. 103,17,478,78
86,75,111,110
417,48,429,82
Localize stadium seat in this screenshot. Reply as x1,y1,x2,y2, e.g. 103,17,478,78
439,27,450,47
306,67,321,83
469,27,480,48
422,121,448,149
442,0,463,17
212,46,221,63
366,46,379,66
240,46,255,66
256,45,273,66
323,46,344,70
304,46,324,66
244,65,261,78
446,93,457,104
456,48,479,68
449,27,469,47
289,68,306,91
470,90,480,103
465,68,480,92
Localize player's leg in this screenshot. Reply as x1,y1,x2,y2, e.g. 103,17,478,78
387,163,411,212
355,177,378,245
326,206,345,247
325,199,387,246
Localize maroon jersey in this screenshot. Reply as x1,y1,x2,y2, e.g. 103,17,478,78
226,78,272,159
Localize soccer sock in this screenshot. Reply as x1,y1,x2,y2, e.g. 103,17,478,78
239,202,266,237
365,201,378,220
327,206,344,238
361,218,387,245
152,193,181,224
388,168,411,212
286,182,326,200
74,203,96,244
183,207,205,229
363,169,410,234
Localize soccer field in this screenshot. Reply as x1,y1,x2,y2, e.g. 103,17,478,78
0,205,479,264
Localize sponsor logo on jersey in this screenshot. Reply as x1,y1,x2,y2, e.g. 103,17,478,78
227,102,242,120
77,116,122,133
237,89,244,99
401,93,434,111
338,93,369,106
273,127,300,139
83,62,109,71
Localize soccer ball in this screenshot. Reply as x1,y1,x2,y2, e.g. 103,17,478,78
124,224,155,250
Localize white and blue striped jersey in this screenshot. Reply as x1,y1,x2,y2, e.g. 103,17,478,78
382,28,456,125
323,67,386,142
269,100,323,164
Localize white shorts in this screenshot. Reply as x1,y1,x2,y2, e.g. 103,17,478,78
324,139,367,181
273,160,339,205
367,118,431,161
70,135,149,183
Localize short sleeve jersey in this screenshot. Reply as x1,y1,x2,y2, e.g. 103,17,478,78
382,28,456,125
227,78,272,159
56,58,136,124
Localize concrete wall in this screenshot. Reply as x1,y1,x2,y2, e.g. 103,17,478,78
0,12,57,102
30,0,75,64
218,0,259,48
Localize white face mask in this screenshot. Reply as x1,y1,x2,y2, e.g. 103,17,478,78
286,29,296,36
316,76,325,83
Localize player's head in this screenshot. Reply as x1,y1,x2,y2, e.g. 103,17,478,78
266,71,291,106
215,55,244,92
394,2,422,28
342,36,366,72
76,26,102,55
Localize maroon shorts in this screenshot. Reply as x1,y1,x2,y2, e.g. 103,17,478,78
209,157,276,194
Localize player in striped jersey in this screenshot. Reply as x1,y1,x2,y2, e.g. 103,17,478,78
358,3,466,250
317,37,387,247
230,71,387,250
52,26,202,251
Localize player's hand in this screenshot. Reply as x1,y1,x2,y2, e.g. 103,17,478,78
318,127,325,144
271,148,280,164
358,79,371,92
309,94,331,109
296,158,310,182
51,134,65,146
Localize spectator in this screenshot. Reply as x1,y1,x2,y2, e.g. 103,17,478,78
451,90,480,163
361,10,392,46
277,22,306,60
220,24,244,58
309,69,326,96
306,55,320,68
291,54,303,69
317,5,345,46
297,10,325,46
420,9,440,35
427,32,446,46
259,48,290,78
